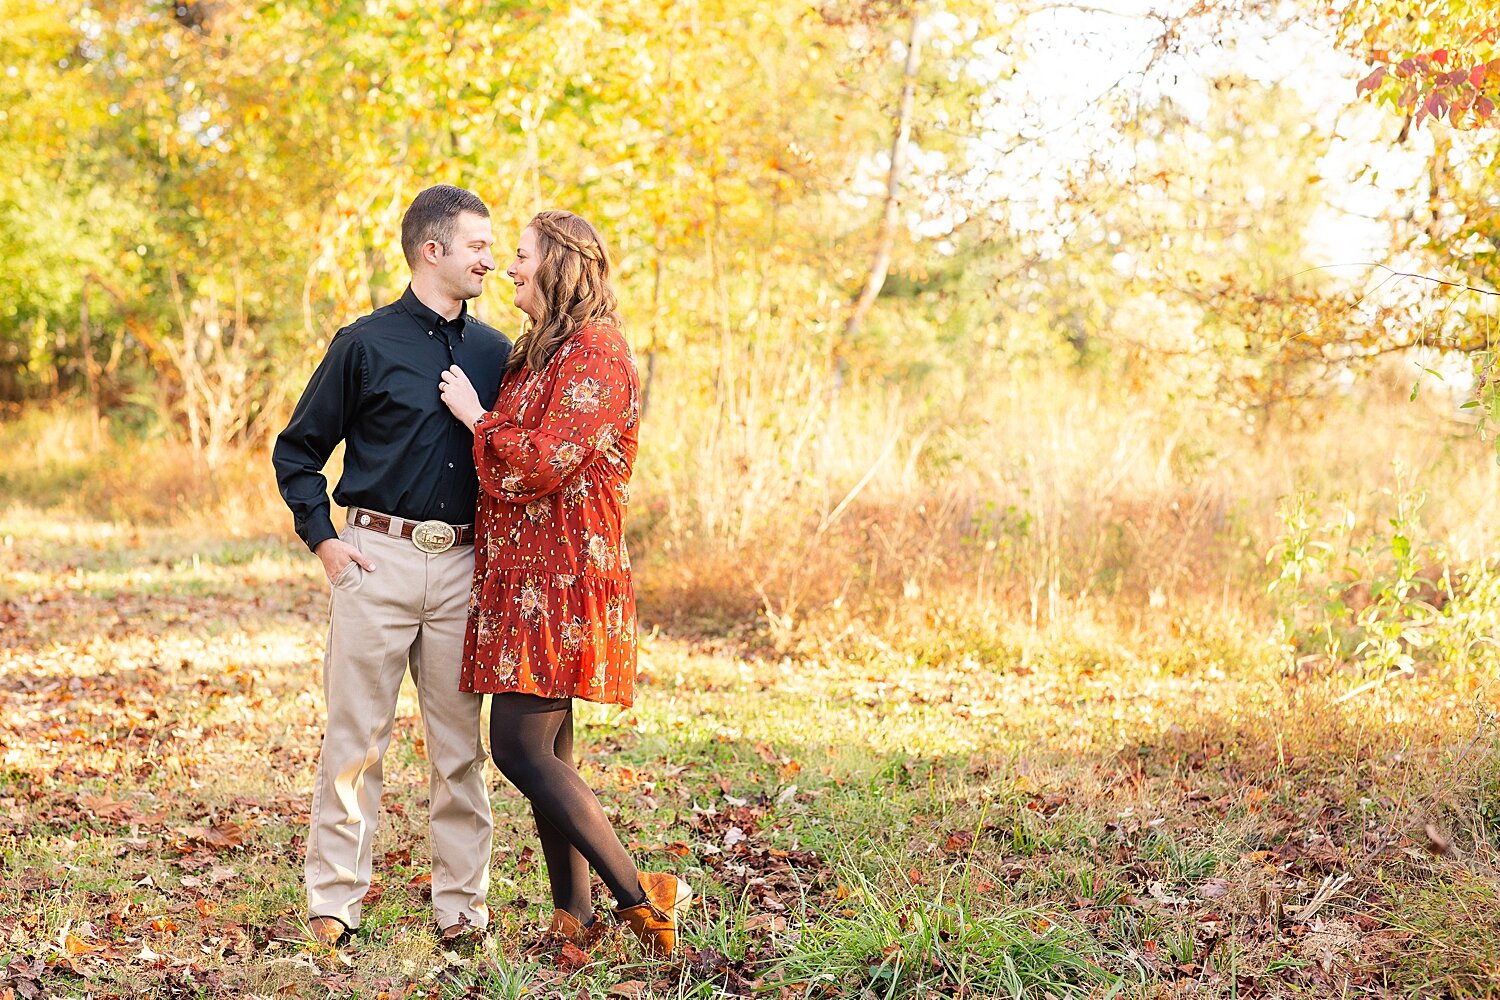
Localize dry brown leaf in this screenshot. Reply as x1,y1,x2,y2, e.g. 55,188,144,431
555,941,590,972
943,830,974,852
1424,822,1454,856
1198,879,1230,899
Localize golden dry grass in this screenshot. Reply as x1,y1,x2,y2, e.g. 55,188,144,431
4,366,1500,998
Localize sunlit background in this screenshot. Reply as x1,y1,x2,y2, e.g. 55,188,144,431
6,1,1500,995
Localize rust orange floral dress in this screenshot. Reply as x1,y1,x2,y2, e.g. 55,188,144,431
461,322,640,707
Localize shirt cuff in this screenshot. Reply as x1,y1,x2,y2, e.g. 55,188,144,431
472,409,510,434
303,515,339,553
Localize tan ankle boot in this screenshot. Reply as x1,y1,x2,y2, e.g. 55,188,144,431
525,909,593,956
548,909,588,943
614,872,692,955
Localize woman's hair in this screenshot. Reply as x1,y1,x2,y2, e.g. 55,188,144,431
509,210,621,372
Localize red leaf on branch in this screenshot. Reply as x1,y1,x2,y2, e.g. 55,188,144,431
1356,65,1387,97
1432,48,1449,65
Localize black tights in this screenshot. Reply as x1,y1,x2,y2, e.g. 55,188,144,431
489,693,645,920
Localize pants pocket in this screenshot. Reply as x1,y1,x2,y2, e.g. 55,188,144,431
330,525,365,590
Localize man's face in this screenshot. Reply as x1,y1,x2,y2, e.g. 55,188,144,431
430,212,495,301
506,225,541,320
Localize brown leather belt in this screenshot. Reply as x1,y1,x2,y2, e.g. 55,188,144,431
347,507,474,552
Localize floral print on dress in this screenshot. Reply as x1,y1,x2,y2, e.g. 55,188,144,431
524,499,550,524
586,534,615,571
563,475,590,506
475,611,501,646
515,578,548,620
459,323,641,707
550,441,585,474
494,649,521,685
605,595,626,639
560,617,588,651
561,377,606,413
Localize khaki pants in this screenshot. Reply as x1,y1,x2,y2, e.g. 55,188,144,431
306,524,492,930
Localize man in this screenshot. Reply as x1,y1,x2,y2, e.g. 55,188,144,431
273,185,510,946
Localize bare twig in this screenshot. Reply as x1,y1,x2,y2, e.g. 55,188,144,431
1294,261,1500,299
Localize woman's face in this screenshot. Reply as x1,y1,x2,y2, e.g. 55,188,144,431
506,226,541,321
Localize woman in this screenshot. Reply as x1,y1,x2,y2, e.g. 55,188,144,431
437,209,690,955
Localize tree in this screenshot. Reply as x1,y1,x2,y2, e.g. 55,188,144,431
1342,0,1500,130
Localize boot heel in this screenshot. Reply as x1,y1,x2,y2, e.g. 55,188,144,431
672,877,693,915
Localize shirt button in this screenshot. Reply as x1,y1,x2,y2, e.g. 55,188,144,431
448,462,455,468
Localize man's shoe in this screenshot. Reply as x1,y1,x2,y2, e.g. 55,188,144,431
307,915,348,946
613,872,692,955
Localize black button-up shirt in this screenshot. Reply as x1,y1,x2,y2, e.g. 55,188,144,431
273,286,512,551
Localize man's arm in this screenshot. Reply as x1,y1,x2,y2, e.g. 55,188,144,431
272,334,364,553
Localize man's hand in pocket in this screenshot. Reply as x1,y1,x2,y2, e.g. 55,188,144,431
314,538,376,583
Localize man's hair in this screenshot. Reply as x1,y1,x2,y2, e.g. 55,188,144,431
400,185,489,268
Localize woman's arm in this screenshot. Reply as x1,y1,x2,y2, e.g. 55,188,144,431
471,344,638,504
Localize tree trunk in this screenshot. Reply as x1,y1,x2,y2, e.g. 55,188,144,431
838,6,924,371
641,218,666,419
79,279,101,446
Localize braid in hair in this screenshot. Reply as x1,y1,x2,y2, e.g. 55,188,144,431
530,215,603,262
509,210,622,373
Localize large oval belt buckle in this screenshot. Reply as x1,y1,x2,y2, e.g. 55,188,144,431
411,519,456,554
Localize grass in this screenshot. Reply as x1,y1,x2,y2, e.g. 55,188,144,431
5,363,1500,997
4,511,1499,998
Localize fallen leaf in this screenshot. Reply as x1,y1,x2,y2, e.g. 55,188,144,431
63,933,98,956
1198,879,1230,899
555,941,590,972
744,912,786,932
943,830,974,852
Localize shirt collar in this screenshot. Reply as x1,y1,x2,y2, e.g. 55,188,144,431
400,285,468,340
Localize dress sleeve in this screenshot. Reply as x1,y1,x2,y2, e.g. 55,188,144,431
471,344,638,504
